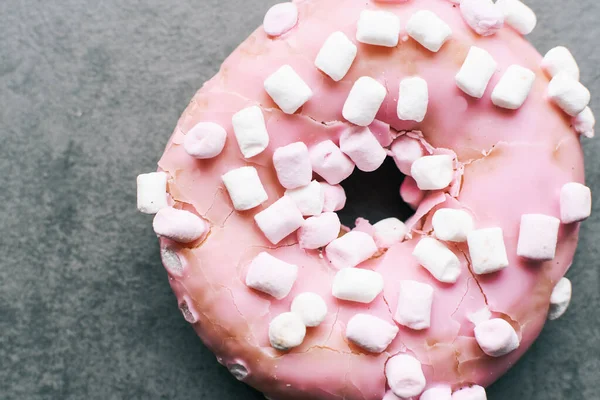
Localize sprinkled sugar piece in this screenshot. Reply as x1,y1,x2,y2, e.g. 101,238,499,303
372,218,407,249
315,31,357,81
517,214,560,261
153,208,208,243
413,237,461,283
496,0,537,35
397,76,429,123
548,277,572,320
263,2,298,37
542,46,580,80
340,126,387,172
456,46,498,98
356,10,401,48
332,268,384,303
432,208,474,242
394,280,434,330
573,107,596,138
491,65,536,110
137,172,168,214
474,318,520,357
406,10,452,52
460,0,504,36
222,166,268,211
246,252,298,299
342,76,387,127
285,180,325,217
385,354,427,399
452,385,487,400
421,386,452,400
326,231,378,269
232,106,269,158
560,182,592,224
264,65,313,114
310,140,355,185
411,155,454,191
269,312,306,351
273,142,312,190
547,72,591,116
291,292,328,327
297,212,341,250
255,196,304,244
467,228,509,275
346,314,399,353
183,122,227,159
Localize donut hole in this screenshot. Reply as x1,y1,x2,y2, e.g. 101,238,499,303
337,157,413,227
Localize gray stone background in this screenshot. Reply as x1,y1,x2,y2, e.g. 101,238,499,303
1,0,598,399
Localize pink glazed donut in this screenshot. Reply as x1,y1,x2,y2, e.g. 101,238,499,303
137,0,596,399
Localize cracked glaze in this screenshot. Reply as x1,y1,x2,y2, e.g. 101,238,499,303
156,0,584,399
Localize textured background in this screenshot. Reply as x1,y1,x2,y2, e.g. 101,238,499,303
1,0,599,399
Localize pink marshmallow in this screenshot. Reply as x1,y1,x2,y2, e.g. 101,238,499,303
273,142,313,189
255,196,304,244
263,3,298,37
153,207,208,243
452,386,487,400
474,318,520,357
517,214,560,261
339,127,387,172
309,140,355,185
245,252,298,300
321,183,347,212
390,135,426,175
325,231,378,269
183,122,227,159
345,314,399,353
460,0,504,36
560,182,592,224
400,177,425,209
297,212,341,249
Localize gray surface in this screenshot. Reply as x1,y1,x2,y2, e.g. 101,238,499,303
0,0,599,399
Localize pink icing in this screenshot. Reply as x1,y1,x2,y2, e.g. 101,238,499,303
154,0,585,399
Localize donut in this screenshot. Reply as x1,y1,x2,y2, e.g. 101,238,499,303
136,0,595,399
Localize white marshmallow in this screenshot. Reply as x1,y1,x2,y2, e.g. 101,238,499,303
573,107,596,138
340,127,387,172
541,46,580,80
421,386,452,400
560,182,592,224
406,10,452,52
496,0,537,35
413,237,461,283
460,0,504,37
342,76,387,127
491,65,536,110
394,280,434,330
467,228,509,275
356,10,401,48
297,212,341,249
269,312,306,351
183,122,227,159
411,155,454,191
332,268,384,303
310,140,355,185
245,252,298,300
137,172,168,214
315,31,358,81
517,214,560,261
255,196,304,244
222,166,268,211
346,314,399,353
385,354,427,399
397,77,429,123
152,207,208,243
326,231,378,269
547,71,591,117
548,277,572,320
456,46,498,98
273,142,312,190
285,180,325,216
452,386,487,400
474,318,520,357
432,208,474,242
467,307,492,326
321,183,347,212
291,292,328,327
232,106,269,158
390,136,425,176
264,65,313,114
373,218,408,248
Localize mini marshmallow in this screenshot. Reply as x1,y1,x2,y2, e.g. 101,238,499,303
310,140,355,185
467,228,509,275
432,208,474,242
547,72,591,117
573,107,596,138
263,2,298,37
291,292,328,327
245,252,298,300
560,182,592,224
297,212,341,249
326,231,378,269
222,166,268,211
406,10,452,52
548,277,572,320
285,180,325,216
517,214,560,261
264,65,313,114
385,354,427,399
332,268,384,303
315,31,358,81
411,155,454,191
255,196,304,244
467,307,492,325
153,207,208,243
269,312,306,351
356,10,401,48
390,136,425,176
321,183,347,212
452,386,487,400
496,0,537,35
413,237,461,283
541,46,580,80
183,122,227,159
474,318,520,357
342,76,387,127
373,218,407,249
421,386,452,400
273,142,312,190
400,176,425,209
232,106,270,158
491,65,536,110
339,127,387,172
397,77,429,123
394,280,434,330
456,46,498,98
346,314,399,353
137,172,168,214
460,0,504,36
